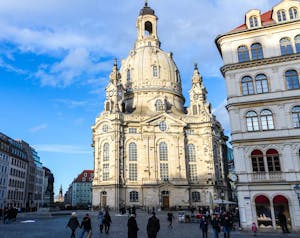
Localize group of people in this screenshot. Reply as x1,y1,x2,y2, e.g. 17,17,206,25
200,211,234,238
66,209,112,238
2,206,18,224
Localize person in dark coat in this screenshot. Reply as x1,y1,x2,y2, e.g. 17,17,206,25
147,212,160,238
80,213,92,238
211,214,221,238
167,212,175,229
103,210,112,234
200,216,208,238
66,212,80,238
220,213,233,238
127,213,139,238
278,211,290,233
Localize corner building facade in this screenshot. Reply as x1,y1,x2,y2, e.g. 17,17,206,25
92,3,228,211
216,0,300,231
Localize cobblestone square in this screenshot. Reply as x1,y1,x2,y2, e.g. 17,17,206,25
0,211,299,238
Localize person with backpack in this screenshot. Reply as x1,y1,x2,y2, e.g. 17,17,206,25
66,212,80,238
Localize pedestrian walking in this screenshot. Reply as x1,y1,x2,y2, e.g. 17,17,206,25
80,213,92,238
147,212,160,238
127,213,139,238
211,214,221,238
98,210,104,233
221,213,233,238
167,212,175,229
200,216,208,238
251,222,257,236
103,210,112,234
66,212,80,238
278,211,290,233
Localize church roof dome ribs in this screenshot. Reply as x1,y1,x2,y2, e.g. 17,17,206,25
139,1,155,16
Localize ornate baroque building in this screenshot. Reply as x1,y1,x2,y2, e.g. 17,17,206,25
216,0,300,231
92,3,228,211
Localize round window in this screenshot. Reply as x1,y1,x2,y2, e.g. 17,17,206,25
159,121,167,132
102,125,109,132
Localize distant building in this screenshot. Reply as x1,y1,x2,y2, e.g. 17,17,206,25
33,149,44,209
216,0,300,231
0,134,9,210
56,185,64,203
71,170,93,207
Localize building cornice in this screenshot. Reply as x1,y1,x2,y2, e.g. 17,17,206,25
231,135,300,144
220,53,300,77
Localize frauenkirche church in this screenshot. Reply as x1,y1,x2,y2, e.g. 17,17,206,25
92,2,228,210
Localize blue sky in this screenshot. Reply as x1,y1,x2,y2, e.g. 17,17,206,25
0,0,280,196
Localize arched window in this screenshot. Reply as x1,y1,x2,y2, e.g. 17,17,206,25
153,65,158,77
155,99,164,111
144,21,153,36
251,150,265,172
238,45,250,62
292,106,300,128
246,111,259,131
289,7,298,20
187,144,196,162
192,191,200,202
249,16,258,27
280,38,293,55
260,109,274,130
129,191,139,202
277,10,287,22
255,74,269,93
251,43,264,60
266,149,281,172
242,76,254,95
295,35,300,53
159,142,168,161
103,143,109,161
127,69,131,82
285,70,299,90
129,142,137,161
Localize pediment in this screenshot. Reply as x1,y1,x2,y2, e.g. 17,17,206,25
141,112,186,127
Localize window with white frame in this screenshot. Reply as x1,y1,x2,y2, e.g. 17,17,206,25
277,9,287,22
280,38,293,55
155,99,164,111
266,149,281,172
292,106,300,128
153,65,158,77
246,111,259,131
103,143,109,161
160,163,168,181
187,144,196,162
237,45,250,62
242,76,254,95
189,164,198,182
192,191,200,202
129,191,138,202
285,70,299,90
255,74,269,93
251,150,265,172
129,163,137,181
159,142,168,161
103,164,109,181
249,16,258,27
129,142,137,161
129,128,137,134
295,35,300,53
289,7,298,20
260,109,274,130
127,69,131,82
251,43,264,60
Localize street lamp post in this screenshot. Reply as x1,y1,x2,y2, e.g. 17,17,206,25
293,184,300,206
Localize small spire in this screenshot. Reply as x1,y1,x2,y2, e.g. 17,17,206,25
194,63,198,70
145,0,148,7
113,58,117,67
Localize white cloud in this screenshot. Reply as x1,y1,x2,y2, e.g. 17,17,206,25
34,144,91,154
29,123,48,133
